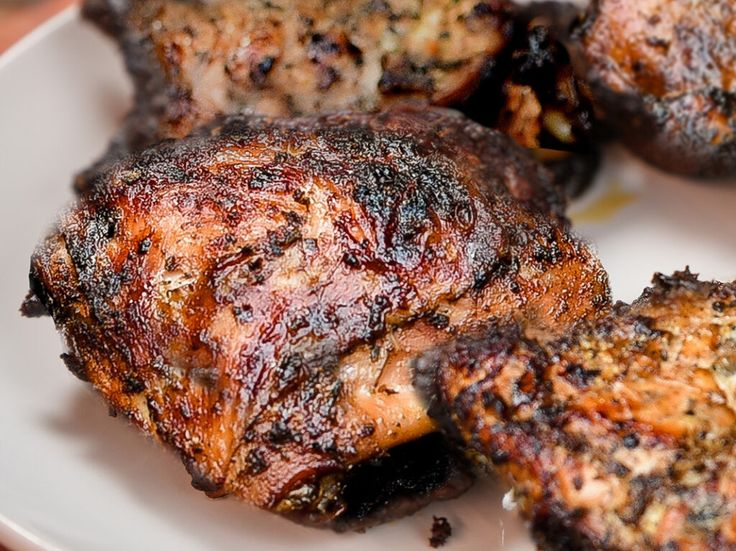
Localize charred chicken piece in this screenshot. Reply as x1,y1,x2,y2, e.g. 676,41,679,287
81,0,601,195
26,107,609,528
576,0,736,178
79,0,513,180
417,270,736,549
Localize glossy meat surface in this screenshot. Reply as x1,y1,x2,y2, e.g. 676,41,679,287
577,0,736,178
27,107,609,527
417,270,736,549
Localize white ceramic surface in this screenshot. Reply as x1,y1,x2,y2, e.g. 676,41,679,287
1,7,735,551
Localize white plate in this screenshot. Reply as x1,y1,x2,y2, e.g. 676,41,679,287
1,7,736,551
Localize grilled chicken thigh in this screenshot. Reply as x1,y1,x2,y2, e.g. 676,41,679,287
417,270,736,549
80,0,599,193
26,107,609,528
575,0,736,178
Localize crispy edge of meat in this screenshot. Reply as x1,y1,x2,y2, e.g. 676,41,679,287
27,106,610,528
415,269,736,550
80,0,604,196
76,0,513,188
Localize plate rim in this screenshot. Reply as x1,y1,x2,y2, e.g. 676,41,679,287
0,9,82,550
4,4,735,550
0,512,56,551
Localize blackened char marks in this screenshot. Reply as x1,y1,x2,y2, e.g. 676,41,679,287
350,157,475,270
429,515,453,548
78,0,513,188
577,0,736,178
28,106,609,529
457,4,601,197
418,270,736,549
336,433,472,531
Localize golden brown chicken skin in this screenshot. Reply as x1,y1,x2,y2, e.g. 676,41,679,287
576,0,736,178
417,270,736,550
25,107,608,528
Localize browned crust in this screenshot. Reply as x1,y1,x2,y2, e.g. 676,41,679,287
80,0,602,196
79,0,512,174
456,4,602,196
576,0,736,178
28,106,609,527
417,269,736,549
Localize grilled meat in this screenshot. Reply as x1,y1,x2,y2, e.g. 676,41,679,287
26,107,609,528
575,0,736,178
80,0,512,175
80,0,600,194
416,270,736,550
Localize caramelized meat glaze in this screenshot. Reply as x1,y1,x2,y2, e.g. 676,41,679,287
26,107,609,528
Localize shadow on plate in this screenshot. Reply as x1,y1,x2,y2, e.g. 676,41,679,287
43,386,341,548
42,386,531,550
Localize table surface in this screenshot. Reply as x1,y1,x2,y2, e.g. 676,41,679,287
1,3,77,549
0,0,77,53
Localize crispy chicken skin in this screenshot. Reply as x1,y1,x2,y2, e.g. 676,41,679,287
81,0,512,164
416,270,736,550
26,107,609,528
576,0,736,178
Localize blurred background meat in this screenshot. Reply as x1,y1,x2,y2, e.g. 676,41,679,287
574,0,736,178
80,0,601,194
